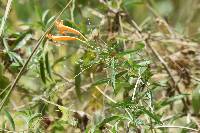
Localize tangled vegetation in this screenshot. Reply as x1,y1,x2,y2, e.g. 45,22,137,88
0,0,200,132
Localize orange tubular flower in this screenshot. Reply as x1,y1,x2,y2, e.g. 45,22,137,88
46,20,87,43
55,20,81,35
46,34,78,41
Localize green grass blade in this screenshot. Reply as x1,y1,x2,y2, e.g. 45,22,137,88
5,110,15,131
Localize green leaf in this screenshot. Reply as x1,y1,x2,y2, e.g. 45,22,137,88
39,57,46,84
5,110,15,131
74,64,82,100
42,10,50,25
0,63,3,75
45,52,52,79
192,86,200,114
96,115,126,129
111,57,116,93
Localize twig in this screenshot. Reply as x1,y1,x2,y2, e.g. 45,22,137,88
155,125,199,132
0,0,73,111
0,0,13,37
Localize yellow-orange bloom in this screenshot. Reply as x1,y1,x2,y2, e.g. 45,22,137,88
55,20,80,35
46,20,87,43
46,34,78,41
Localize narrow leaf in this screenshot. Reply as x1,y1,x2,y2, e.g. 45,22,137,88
96,115,126,128
45,52,52,79
42,10,49,24
39,57,46,84
74,64,82,100
192,86,200,114
5,110,15,131
111,57,116,93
